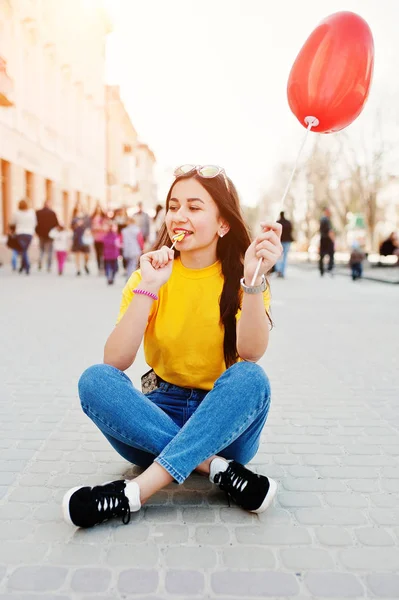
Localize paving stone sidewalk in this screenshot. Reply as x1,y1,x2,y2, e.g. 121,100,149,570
0,262,398,599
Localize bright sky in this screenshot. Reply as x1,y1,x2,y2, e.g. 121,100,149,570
105,0,399,207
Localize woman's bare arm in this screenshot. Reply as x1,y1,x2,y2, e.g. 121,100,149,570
103,282,160,371
236,279,269,362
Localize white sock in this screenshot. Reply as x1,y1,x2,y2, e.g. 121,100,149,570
209,457,229,483
124,480,141,512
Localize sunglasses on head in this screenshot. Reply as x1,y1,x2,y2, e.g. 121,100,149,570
174,164,230,191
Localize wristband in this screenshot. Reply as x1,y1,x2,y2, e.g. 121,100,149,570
240,274,267,294
132,288,158,301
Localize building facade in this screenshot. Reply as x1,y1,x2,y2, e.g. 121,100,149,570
0,0,111,236
106,84,138,210
106,85,156,213
132,142,157,211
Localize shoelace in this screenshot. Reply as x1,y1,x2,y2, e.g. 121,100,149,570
214,464,249,507
93,484,131,525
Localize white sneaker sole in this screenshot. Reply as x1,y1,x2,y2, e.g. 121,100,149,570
250,478,278,513
62,485,84,526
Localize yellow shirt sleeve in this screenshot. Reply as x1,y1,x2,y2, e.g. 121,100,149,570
116,270,142,325
235,286,271,321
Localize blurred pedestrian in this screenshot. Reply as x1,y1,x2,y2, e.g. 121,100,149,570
11,199,37,275
36,200,59,272
90,203,106,272
6,224,19,271
121,217,144,278
135,202,150,247
379,232,399,263
49,224,72,276
71,204,91,276
274,211,294,278
349,241,366,281
114,207,128,234
103,222,121,285
319,207,335,276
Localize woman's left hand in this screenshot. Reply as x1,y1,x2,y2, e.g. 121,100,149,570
243,221,283,282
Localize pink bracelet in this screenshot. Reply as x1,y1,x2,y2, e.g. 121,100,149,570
132,288,158,301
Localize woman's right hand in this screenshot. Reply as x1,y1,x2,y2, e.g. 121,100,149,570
139,245,175,288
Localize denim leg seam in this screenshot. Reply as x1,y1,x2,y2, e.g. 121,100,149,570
192,400,270,471
218,400,269,449
82,403,160,457
155,457,185,484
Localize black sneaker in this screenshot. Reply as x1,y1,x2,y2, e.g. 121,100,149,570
62,480,132,528
213,461,277,513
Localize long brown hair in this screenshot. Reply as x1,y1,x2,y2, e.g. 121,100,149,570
91,204,106,219
152,172,270,368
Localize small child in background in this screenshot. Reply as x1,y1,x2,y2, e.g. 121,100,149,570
49,225,72,275
103,222,121,285
6,224,19,271
121,216,144,278
349,241,366,281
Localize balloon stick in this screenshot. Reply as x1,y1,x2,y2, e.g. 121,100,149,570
250,115,319,286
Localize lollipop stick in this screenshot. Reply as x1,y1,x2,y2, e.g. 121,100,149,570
250,116,318,286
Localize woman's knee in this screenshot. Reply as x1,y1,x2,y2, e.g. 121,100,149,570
227,361,270,398
78,363,123,406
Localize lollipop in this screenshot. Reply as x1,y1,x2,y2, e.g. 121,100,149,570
170,232,186,249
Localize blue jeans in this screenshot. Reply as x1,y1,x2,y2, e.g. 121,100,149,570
351,263,362,280
11,250,18,270
104,259,118,282
39,238,54,270
275,242,291,276
78,362,271,484
16,234,32,273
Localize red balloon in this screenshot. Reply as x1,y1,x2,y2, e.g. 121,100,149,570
287,12,374,133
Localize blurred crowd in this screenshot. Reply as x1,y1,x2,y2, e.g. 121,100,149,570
5,198,166,285
5,199,399,286
271,207,399,283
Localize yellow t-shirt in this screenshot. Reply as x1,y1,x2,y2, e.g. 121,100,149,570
116,258,270,390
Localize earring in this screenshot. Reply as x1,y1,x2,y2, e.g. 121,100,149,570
219,232,224,238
